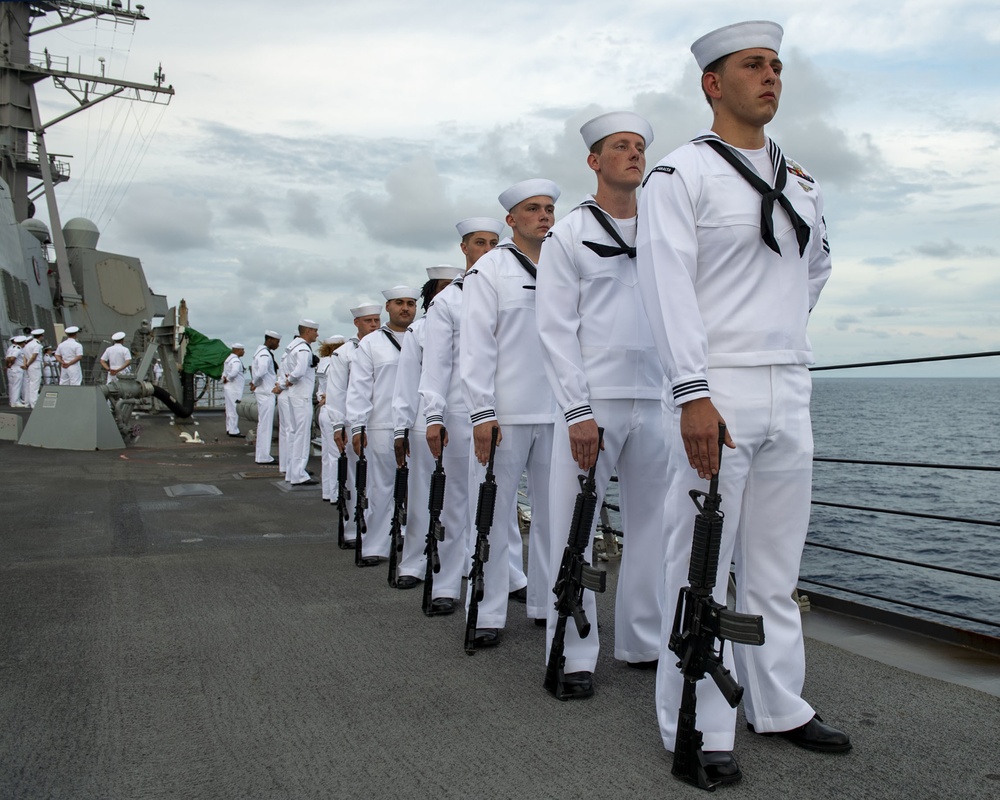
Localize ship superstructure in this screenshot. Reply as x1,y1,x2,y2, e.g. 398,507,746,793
0,1,174,381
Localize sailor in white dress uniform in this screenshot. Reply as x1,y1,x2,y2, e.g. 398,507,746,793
56,326,85,387
249,331,281,464
21,329,44,407
347,287,418,565
6,335,25,406
317,335,346,501
274,320,319,485
221,344,246,436
391,266,465,589
537,112,669,696
461,181,561,643
100,332,131,384
636,20,849,781
418,218,506,614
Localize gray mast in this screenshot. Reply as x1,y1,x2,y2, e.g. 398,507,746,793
0,1,174,318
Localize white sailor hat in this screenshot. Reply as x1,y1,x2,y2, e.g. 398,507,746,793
323,335,346,345
232,343,245,349
498,179,561,213
691,20,783,71
264,330,281,339
426,265,464,281
580,111,655,149
111,331,126,341
298,318,319,330
382,285,420,301
455,217,505,238
350,302,382,318
13,335,26,343
31,328,44,336
65,326,80,334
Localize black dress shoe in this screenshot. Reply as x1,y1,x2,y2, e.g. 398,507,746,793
509,587,527,603
701,751,742,785
474,628,500,647
292,479,319,486
533,618,546,627
342,539,356,548
560,671,594,699
227,433,245,438
357,556,382,568
748,714,852,753
427,597,456,616
627,659,658,670
396,575,421,590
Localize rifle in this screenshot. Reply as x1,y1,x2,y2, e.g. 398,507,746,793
464,426,499,654
421,428,447,616
544,428,607,700
387,429,409,587
353,426,369,567
335,447,351,549
669,424,764,791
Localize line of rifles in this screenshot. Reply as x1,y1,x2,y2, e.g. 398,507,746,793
333,423,765,792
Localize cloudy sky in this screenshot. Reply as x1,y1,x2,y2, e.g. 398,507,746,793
31,0,1000,376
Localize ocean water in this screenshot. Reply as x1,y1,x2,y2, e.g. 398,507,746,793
806,378,1000,637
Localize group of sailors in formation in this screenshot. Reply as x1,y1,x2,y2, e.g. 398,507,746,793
223,20,853,786
4,326,156,407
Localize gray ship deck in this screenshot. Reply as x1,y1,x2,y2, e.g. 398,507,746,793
2,410,998,800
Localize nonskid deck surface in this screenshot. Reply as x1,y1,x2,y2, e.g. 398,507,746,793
2,413,998,799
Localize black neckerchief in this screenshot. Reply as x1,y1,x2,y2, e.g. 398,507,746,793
580,202,635,259
498,244,537,279
697,135,810,257
382,328,402,352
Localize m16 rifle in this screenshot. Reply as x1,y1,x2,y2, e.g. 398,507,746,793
387,429,409,587
544,428,606,700
353,426,369,567
421,428,447,616
464,426,499,654
669,424,765,791
335,448,351,550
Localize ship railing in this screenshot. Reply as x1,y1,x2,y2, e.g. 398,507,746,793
803,350,1000,654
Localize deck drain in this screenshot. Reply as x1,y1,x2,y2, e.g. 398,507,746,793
164,484,223,498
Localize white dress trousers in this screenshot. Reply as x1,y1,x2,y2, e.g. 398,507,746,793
655,365,816,753
544,397,669,672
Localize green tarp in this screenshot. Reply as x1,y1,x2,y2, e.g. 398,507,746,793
182,327,232,380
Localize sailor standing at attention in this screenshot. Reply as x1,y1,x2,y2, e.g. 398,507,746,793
317,335,346,502
347,286,418,566
5,335,25,406
461,181,561,645
221,344,247,437
419,217,505,615
636,21,849,784
273,320,319,486
249,331,281,464
21,329,44,407
327,302,382,546
100,332,131,383
391,266,465,589
537,112,669,697
56,326,85,386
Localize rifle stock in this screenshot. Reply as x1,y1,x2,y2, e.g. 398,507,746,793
388,430,409,587
422,428,447,615
544,428,607,700
669,424,765,790
353,426,369,567
464,426,499,654
336,448,351,549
